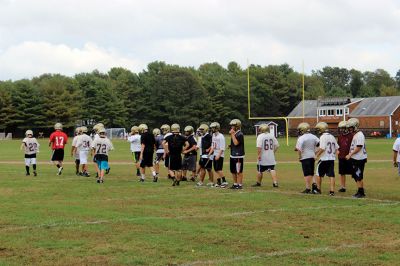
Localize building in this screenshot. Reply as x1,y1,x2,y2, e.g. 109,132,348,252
287,96,400,137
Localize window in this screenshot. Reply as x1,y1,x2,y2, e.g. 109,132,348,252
327,109,335,116
319,109,326,117
336,109,343,116
345,108,349,115
380,121,384,127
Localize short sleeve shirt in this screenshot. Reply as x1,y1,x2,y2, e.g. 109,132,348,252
350,131,367,160
393,138,400,162
256,133,279,165
49,131,68,150
127,134,141,152
230,130,245,158
91,137,114,155
319,133,339,161
22,137,40,155
140,132,155,153
296,133,320,160
212,133,225,158
165,134,187,156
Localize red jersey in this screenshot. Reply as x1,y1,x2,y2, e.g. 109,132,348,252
337,133,353,159
49,131,68,150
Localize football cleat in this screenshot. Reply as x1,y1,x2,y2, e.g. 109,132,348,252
106,167,110,174
329,191,335,196
33,171,37,177
312,188,321,194
153,176,158,182
230,184,239,189
273,182,279,188
251,183,261,187
139,178,145,182
196,181,204,187
57,167,63,175
96,179,100,183
338,187,346,192
301,188,312,194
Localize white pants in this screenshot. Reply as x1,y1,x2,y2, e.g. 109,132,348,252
79,150,89,165
25,158,36,166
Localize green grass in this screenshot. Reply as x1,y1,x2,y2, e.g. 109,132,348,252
0,136,399,265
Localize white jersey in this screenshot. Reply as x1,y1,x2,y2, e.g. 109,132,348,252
319,133,339,161
212,132,225,158
127,134,141,152
71,135,80,157
22,137,40,155
92,137,114,156
393,138,400,162
350,131,367,160
296,133,320,160
256,133,279,166
76,134,93,152
94,134,100,140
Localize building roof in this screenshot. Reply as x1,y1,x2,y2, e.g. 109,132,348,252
254,121,278,126
287,100,319,117
350,96,400,117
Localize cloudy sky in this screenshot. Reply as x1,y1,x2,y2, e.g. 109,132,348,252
0,0,399,80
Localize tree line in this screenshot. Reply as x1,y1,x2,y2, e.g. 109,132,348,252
0,61,399,136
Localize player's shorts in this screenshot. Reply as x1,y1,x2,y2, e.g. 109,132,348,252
51,149,64,161
97,160,109,171
24,154,37,166
300,158,315,176
169,154,182,171
350,158,367,181
155,152,164,164
213,157,224,172
79,150,89,165
230,157,244,174
199,157,213,170
316,160,335,177
182,154,197,171
338,158,353,175
133,151,140,163
257,164,275,172
140,151,154,168
164,155,170,168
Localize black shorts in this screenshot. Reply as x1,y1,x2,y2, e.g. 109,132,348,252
140,151,153,168
213,157,224,172
338,158,353,175
94,154,108,162
133,152,140,163
51,149,64,161
199,157,213,170
257,165,275,172
182,155,196,171
169,154,182,171
230,157,244,174
164,155,170,168
350,158,367,181
316,160,335,177
25,154,37,159
300,158,315,176
155,153,164,163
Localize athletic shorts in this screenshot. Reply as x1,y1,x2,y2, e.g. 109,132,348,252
316,160,335,177
24,155,36,166
164,155,170,168
79,150,89,165
213,157,224,172
155,153,164,163
140,151,154,168
338,158,353,175
133,151,140,163
257,165,275,173
199,157,213,170
182,155,197,171
169,154,182,171
300,158,315,177
350,158,367,181
51,149,64,161
97,160,109,171
230,157,244,174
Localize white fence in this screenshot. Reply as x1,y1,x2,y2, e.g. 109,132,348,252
105,128,127,140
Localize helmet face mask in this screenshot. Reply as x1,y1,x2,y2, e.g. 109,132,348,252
184,126,194,136
210,122,220,133
229,119,241,130
338,121,348,135
198,124,209,135
131,126,139,134
315,122,328,135
347,118,360,132
25,130,33,137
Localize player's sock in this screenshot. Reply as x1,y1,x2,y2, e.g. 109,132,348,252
56,164,60,168
25,166,30,175
217,178,221,185
152,170,156,177
33,164,36,171
221,176,226,183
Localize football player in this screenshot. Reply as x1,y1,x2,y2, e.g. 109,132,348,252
208,122,226,187
138,124,158,182
393,126,400,176
153,128,164,177
228,119,244,189
314,122,339,196
91,128,113,183
196,124,214,186
182,126,197,182
161,124,173,179
128,126,141,177
21,130,40,176
49,123,68,175
92,123,105,177
337,120,354,192
71,127,82,175
345,118,367,198
164,124,189,186
295,122,320,194
76,126,92,177
252,124,279,187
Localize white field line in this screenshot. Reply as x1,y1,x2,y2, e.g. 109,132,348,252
182,240,400,266
0,201,398,232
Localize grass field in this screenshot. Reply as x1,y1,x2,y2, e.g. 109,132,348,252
0,136,399,265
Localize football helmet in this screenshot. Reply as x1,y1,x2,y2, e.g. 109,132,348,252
160,124,170,134
25,130,33,136
171,123,180,133
198,124,209,132
81,126,88,133
338,121,348,135
153,128,161,136
184,126,194,135
347,118,360,131
54,123,63,130
229,119,241,128
93,123,104,133
138,124,148,133
98,128,106,134
210,122,220,132
75,127,81,134
297,122,310,135
258,124,270,133
315,122,328,134
131,126,139,134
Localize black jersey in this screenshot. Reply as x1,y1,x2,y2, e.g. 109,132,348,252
165,134,187,156
185,135,197,156
230,130,245,158
140,132,155,153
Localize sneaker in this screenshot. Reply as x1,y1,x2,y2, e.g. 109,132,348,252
181,176,188,181
75,171,79,175
237,185,243,189
153,175,158,182
329,191,335,196
100,179,104,183
83,172,90,177
57,167,63,175
353,192,365,198
172,179,180,186
190,177,196,182
230,184,239,189
206,182,214,186
273,183,279,188
213,184,220,188
196,181,204,187
139,178,145,182
105,168,110,174
338,187,346,192
312,189,321,194
221,182,229,186
33,171,37,177
25,173,30,176
220,183,228,188
96,179,100,183
301,188,312,194
251,183,261,187
312,183,317,191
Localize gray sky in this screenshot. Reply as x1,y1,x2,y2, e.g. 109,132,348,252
1,0,399,80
